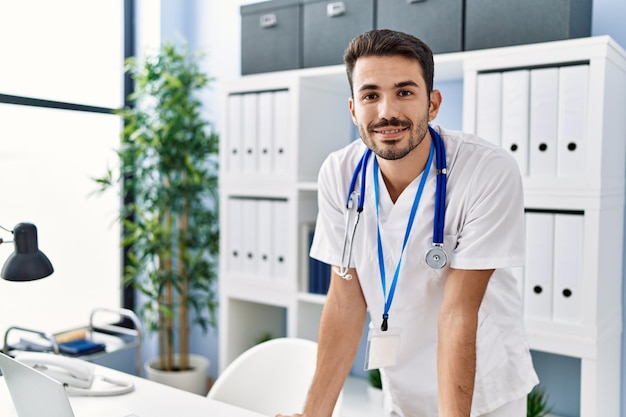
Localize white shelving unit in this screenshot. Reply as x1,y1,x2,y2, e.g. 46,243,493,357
218,36,626,416
462,36,626,417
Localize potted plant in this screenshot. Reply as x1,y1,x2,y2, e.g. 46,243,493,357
527,385,553,417
95,41,219,395
366,368,383,405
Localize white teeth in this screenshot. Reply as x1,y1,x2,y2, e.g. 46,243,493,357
381,129,402,134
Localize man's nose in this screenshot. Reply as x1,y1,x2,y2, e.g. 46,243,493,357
377,95,400,120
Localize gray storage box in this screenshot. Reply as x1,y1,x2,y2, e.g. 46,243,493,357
376,0,463,54
241,0,302,75
465,0,592,51
302,0,375,68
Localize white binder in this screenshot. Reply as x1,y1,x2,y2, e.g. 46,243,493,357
227,198,244,274
557,65,589,176
273,90,290,176
524,212,554,320
241,198,259,275
501,70,530,175
272,200,289,281
227,94,243,174
552,213,584,323
529,67,559,176
242,93,259,174
257,199,274,278
257,92,274,175
475,72,502,146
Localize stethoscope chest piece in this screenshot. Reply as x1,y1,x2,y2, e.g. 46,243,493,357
425,244,447,269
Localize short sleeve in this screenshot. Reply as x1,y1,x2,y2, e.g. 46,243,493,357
449,149,525,270
310,151,353,267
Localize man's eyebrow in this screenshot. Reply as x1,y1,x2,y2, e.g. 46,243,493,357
357,80,420,92
357,83,379,92
395,80,420,89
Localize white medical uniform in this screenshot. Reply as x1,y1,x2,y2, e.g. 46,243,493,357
310,125,539,416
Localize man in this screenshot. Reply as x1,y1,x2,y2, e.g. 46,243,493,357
278,29,538,417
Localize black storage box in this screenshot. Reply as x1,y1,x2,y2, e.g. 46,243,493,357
302,0,375,68
376,0,463,54
465,0,593,51
241,0,302,75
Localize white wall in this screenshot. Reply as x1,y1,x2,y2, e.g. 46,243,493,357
0,1,124,365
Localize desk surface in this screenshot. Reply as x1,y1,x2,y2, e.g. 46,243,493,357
0,364,267,417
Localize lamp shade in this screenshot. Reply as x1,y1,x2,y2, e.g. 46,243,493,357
1,223,54,281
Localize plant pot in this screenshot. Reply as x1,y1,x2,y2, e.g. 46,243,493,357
145,354,210,395
367,385,383,406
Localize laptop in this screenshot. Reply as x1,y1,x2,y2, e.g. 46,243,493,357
0,352,137,417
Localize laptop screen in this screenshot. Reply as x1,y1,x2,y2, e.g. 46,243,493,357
0,351,76,417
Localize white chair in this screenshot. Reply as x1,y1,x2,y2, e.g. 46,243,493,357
207,337,342,416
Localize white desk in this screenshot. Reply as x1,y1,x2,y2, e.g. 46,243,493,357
0,364,267,417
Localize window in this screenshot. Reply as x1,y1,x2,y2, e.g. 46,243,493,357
0,0,130,340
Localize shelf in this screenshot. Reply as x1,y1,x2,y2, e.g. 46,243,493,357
219,36,626,416
297,292,327,306
297,181,318,192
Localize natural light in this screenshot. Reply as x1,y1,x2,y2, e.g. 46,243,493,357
0,0,124,342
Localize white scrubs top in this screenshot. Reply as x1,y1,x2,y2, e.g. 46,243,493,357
310,125,539,416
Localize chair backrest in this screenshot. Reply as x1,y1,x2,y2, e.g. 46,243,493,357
207,337,341,416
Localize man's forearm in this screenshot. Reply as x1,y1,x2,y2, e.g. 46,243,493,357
437,311,478,417
303,276,367,416
437,268,491,417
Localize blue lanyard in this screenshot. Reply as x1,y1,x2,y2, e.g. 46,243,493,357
373,140,435,331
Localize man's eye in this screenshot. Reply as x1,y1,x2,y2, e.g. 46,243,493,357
398,90,412,97
363,93,378,100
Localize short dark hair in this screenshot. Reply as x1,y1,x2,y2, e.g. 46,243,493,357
343,29,434,97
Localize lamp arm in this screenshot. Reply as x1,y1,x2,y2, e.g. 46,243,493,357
0,224,14,244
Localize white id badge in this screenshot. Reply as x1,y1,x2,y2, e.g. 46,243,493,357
364,327,401,370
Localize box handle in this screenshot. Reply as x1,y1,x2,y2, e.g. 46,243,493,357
260,13,278,28
327,2,346,18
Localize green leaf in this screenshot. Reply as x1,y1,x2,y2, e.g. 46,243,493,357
91,39,220,366
527,386,553,417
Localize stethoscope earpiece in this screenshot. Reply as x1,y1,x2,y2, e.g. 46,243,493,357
333,266,353,280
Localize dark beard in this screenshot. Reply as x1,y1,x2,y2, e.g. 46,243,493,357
360,117,429,161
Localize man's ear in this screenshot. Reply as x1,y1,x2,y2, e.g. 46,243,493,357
349,97,357,125
428,89,442,122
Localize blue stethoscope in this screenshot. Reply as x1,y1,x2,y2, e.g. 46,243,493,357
333,125,448,281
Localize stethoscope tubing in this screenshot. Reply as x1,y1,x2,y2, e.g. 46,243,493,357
339,125,448,272
433,126,447,245
346,147,372,211
347,125,446,231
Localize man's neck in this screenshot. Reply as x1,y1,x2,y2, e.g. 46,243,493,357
376,135,432,203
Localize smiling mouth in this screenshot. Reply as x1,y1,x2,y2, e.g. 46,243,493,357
373,127,408,134
369,119,411,136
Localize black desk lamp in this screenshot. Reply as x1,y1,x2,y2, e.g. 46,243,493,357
0,223,54,281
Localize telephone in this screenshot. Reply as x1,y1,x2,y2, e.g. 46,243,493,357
14,351,134,396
